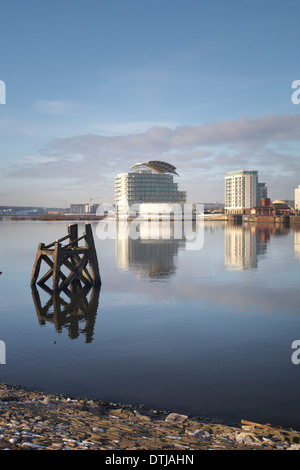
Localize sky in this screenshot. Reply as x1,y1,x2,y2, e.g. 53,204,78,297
0,0,300,207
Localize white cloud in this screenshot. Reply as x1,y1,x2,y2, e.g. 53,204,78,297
5,113,300,202
89,121,179,136
22,155,58,164
33,100,76,115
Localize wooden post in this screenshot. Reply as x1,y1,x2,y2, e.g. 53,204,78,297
52,242,62,291
67,223,80,292
85,223,101,286
30,243,44,286
68,223,78,246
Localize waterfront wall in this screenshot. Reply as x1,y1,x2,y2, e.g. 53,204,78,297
243,214,290,224
7,213,299,225
290,216,300,225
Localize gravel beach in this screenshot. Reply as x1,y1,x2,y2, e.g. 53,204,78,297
0,383,299,451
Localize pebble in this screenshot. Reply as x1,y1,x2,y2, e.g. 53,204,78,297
0,383,299,451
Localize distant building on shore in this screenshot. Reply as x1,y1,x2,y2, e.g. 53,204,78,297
70,203,98,214
115,161,186,217
272,200,291,215
250,198,273,216
225,170,268,215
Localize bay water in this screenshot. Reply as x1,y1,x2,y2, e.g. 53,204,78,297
0,218,299,429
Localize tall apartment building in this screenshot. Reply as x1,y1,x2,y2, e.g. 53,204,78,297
225,170,267,214
295,185,300,211
257,182,268,205
115,161,186,216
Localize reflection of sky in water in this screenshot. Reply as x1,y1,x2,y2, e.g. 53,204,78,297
110,220,299,315
0,219,300,429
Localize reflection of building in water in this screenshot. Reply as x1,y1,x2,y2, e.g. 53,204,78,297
31,285,100,342
225,223,279,270
225,224,257,270
115,220,185,279
294,228,300,260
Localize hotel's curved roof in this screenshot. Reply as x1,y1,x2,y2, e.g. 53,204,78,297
131,160,179,176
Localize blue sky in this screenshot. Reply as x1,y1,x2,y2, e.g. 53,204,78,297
0,0,300,206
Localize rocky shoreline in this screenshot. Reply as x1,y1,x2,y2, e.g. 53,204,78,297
0,383,300,451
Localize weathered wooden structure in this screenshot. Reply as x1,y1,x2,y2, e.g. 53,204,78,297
31,223,101,292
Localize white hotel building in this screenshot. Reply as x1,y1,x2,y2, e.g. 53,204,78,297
115,161,187,217
225,170,268,215
295,185,300,212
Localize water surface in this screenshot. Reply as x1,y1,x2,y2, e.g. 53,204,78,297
0,219,299,429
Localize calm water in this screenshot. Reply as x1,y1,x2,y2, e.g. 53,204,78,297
0,218,300,429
